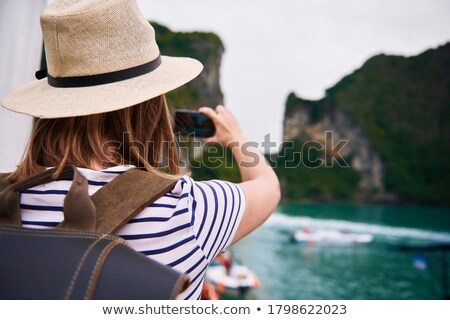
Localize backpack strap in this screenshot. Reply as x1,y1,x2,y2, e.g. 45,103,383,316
0,168,180,235
0,166,96,230
0,173,11,191
0,173,16,226
89,169,179,234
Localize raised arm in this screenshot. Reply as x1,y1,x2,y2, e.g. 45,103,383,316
199,106,281,244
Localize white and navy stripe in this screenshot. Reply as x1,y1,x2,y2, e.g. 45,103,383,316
19,165,245,300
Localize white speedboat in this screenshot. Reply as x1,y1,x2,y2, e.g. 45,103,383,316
291,228,374,244
205,255,259,296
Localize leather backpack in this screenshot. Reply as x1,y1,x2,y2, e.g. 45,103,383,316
0,165,189,299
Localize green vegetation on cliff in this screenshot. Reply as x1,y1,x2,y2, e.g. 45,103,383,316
285,92,325,124
272,139,361,201
188,147,242,183
284,43,450,204
152,22,224,109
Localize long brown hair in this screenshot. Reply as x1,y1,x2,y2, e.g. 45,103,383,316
9,95,180,182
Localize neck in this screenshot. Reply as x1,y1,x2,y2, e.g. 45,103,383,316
89,158,105,170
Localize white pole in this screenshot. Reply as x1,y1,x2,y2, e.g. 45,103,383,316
0,0,47,172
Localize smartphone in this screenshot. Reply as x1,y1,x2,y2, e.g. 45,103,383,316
174,109,216,137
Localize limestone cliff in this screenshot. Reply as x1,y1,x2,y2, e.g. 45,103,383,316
282,43,450,204
151,22,224,108
284,94,386,200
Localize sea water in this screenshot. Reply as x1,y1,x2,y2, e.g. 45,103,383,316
231,203,450,299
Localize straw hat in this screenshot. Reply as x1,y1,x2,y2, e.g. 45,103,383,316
1,0,203,118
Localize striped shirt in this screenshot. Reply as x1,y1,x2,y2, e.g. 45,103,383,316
19,165,246,300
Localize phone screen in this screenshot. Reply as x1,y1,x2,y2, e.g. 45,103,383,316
174,110,216,137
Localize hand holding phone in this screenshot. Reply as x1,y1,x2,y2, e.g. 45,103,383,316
198,106,246,146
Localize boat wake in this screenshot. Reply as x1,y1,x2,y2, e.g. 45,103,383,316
265,213,450,243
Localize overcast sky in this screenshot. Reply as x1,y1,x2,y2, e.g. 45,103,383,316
138,0,450,146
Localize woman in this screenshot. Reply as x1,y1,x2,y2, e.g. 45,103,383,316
1,0,280,299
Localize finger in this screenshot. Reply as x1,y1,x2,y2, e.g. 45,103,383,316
203,137,219,145
198,106,213,114
198,106,219,122
216,105,226,114
217,105,235,121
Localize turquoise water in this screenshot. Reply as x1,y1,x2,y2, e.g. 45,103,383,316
231,203,450,299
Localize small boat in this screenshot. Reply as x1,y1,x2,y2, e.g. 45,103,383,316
204,252,259,296
291,228,374,244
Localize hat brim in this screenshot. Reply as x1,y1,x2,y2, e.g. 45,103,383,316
1,56,203,118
